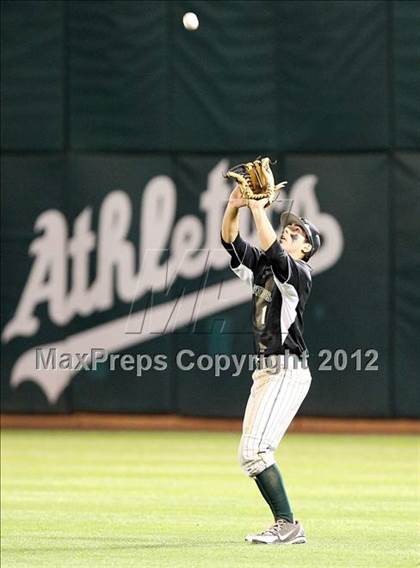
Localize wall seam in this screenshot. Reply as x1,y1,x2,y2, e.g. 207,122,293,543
386,0,397,417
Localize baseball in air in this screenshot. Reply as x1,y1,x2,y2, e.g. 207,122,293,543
183,12,199,31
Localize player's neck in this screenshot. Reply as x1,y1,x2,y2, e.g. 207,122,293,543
290,252,305,262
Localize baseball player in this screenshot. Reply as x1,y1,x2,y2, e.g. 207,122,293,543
221,184,321,545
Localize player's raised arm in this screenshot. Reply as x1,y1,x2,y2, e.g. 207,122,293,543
221,186,246,243
221,186,261,279
247,199,278,250
247,199,291,282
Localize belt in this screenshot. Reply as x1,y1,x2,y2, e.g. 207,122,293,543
255,353,307,370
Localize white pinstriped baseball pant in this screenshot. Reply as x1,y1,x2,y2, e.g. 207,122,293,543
238,364,312,477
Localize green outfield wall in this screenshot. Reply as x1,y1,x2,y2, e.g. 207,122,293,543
1,1,419,417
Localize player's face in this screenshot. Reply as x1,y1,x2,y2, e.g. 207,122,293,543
280,224,309,258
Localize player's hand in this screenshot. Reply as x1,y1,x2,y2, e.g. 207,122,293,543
228,186,248,209
247,197,269,210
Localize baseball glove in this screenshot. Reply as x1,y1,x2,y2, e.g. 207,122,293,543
224,157,287,205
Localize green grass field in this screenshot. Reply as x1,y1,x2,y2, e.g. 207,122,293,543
1,430,419,567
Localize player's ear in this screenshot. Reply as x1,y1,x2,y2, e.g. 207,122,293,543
302,242,312,255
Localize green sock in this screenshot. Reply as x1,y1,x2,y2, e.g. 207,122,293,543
254,464,293,522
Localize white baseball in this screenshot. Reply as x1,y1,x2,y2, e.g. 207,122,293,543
183,12,199,31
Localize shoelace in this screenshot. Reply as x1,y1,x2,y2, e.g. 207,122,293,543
262,519,288,535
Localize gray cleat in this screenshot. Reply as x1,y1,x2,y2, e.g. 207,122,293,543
245,519,306,545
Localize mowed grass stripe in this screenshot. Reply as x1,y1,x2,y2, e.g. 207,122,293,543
2,430,419,568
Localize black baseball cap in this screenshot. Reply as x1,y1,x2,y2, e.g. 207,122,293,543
280,212,321,258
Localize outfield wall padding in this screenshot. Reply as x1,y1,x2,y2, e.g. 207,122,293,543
1,1,419,417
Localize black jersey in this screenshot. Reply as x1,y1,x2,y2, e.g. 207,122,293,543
221,233,312,357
